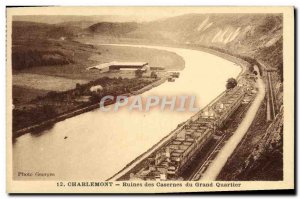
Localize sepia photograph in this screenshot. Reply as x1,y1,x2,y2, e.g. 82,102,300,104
6,6,294,193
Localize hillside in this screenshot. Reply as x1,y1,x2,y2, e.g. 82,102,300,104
12,14,283,94
12,21,81,40
88,22,138,36
139,14,283,79
140,14,282,46
81,14,283,80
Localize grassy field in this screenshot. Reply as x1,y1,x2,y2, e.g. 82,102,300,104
13,73,89,92
13,85,49,105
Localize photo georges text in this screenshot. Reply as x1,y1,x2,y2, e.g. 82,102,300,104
99,95,200,112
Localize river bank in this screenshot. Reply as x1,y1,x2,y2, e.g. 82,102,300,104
13,76,169,139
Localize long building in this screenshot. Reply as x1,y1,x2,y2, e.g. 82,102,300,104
130,84,247,181
86,61,149,73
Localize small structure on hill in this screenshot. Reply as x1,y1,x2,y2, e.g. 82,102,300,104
90,85,103,93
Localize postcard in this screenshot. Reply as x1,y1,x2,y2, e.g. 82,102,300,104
6,6,294,193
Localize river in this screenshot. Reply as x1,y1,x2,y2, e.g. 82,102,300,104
13,45,241,180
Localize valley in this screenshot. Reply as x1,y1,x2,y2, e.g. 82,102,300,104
11,13,284,181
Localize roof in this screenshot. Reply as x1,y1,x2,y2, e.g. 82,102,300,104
86,61,148,70
86,63,111,70
110,61,148,67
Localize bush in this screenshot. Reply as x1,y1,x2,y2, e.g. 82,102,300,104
135,69,144,78
150,71,158,79
226,78,237,90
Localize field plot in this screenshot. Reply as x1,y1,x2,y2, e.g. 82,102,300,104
13,73,88,91
13,85,49,105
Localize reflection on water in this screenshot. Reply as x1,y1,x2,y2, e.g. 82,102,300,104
13,45,240,180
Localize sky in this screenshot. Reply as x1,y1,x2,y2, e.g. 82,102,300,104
10,7,239,23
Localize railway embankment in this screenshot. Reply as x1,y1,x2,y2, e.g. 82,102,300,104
217,102,283,181
216,62,283,181
105,44,283,182
108,48,254,181
201,76,265,180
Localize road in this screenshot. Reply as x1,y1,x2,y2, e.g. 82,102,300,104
200,75,266,181
267,72,276,120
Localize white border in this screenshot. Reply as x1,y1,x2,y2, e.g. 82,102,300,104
1,1,298,198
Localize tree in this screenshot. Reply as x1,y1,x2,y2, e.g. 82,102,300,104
135,69,144,78
41,105,56,117
46,91,59,99
249,65,254,72
150,71,158,79
76,83,81,89
226,78,237,90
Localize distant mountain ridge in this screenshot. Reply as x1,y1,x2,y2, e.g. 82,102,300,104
88,22,139,36
13,15,144,24
13,14,283,49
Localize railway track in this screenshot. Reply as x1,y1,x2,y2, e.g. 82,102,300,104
189,135,227,181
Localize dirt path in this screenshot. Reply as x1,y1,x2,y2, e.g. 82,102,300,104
200,76,266,181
